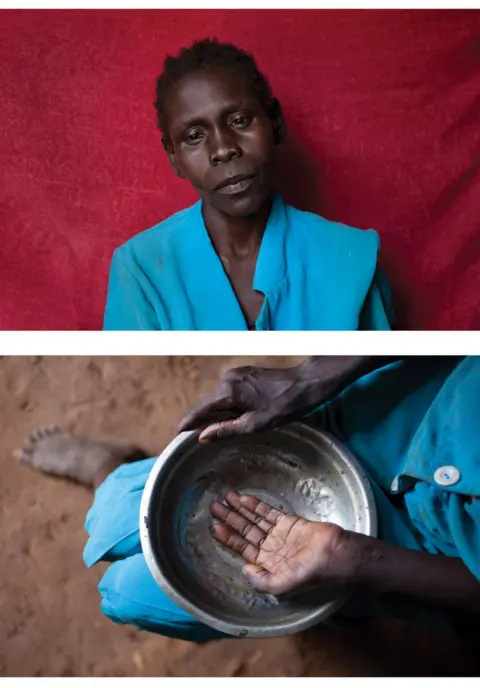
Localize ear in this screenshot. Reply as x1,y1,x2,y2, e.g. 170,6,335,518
162,136,186,179
270,98,286,146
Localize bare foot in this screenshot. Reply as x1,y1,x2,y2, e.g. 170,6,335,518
15,427,148,488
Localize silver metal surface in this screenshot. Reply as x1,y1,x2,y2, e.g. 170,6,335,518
140,422,377,638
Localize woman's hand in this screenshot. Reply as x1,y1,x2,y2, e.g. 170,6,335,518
210,491,347,595
178,364,311,442
211,492,480,618
178,357,399,443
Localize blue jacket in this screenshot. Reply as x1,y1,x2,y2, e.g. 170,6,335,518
104,194,393,330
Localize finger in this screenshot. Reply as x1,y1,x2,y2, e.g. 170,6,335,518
212,524,258,563
177,393,235,433
224,491,274,534
210,501,268,548
237,494,284,526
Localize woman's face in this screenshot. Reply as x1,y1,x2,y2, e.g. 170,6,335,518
163,67,283,218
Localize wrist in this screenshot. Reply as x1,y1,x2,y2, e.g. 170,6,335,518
294,357,368,407
324,528,367,586
295,356,400,409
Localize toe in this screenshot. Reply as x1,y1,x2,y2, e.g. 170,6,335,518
46,425,62,435
26,425,63,445
26,432,39,445
14,447,31,464
20,449,31,464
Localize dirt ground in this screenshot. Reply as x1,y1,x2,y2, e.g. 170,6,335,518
1,355,479,677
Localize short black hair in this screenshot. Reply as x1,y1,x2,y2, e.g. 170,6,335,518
154,38,274,136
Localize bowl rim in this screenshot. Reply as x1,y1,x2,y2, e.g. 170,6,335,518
139,422,377,638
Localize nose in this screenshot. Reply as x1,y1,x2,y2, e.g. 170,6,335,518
209,126,241,166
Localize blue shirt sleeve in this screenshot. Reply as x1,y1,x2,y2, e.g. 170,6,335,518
359,266,395,330
103,248,160,330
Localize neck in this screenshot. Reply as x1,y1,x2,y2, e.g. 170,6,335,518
202,195,273,260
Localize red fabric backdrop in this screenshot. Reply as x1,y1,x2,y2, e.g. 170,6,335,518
1,9,479,330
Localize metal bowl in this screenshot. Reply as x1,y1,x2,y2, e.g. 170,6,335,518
140,422,376,638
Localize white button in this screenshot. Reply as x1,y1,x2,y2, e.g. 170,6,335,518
390,476,400,492
434,466,461,487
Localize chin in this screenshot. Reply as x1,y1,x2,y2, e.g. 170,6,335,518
217,189,272,218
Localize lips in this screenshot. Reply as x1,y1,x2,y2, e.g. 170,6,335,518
214,173,257,194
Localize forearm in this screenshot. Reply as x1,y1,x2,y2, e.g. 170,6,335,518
338,531,480,616
292,356,401,411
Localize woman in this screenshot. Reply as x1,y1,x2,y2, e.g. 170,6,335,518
19,356,480,638
104,39,393,331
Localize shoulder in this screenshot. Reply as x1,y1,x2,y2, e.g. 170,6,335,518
114,202,200,265
285,204,380,255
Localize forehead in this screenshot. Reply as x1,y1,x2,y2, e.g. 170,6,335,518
164,67,262,132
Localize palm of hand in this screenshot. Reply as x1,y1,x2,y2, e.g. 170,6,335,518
211,491,343,595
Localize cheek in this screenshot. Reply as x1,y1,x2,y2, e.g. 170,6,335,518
243,126,276,162
176,147,208,181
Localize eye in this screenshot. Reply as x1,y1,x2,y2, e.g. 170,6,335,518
184,129,204,145
230,114,252,129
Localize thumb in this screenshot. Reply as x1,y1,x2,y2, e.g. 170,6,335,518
198,412,258,443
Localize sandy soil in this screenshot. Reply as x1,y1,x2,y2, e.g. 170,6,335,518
1,355,479,677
